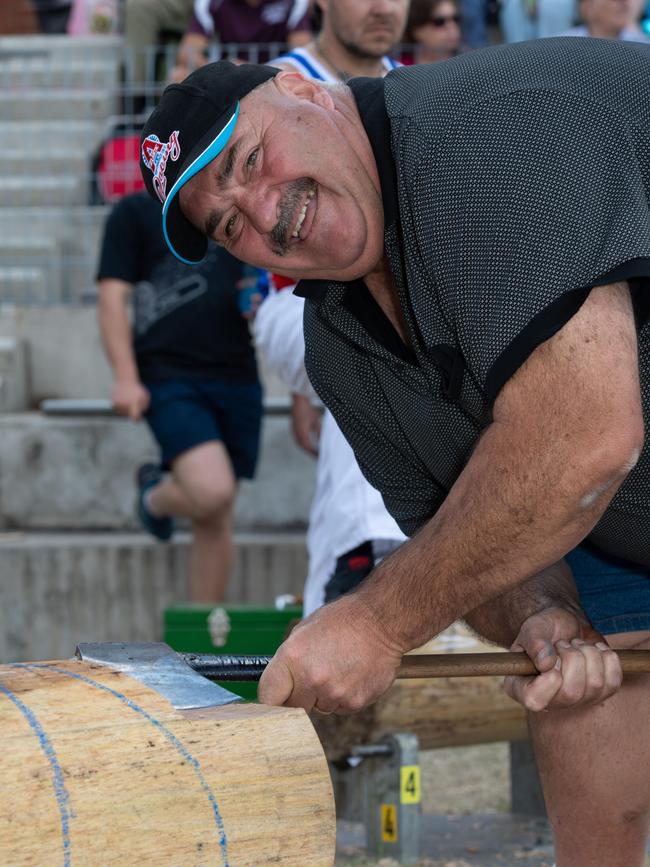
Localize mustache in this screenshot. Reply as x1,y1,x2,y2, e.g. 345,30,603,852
270,177,316,256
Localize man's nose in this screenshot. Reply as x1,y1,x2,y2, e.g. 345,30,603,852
371,0,398,13
238,184,278,233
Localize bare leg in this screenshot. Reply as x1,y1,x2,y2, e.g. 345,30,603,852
189,507,234,603
148,441,236,603
529,630,650,867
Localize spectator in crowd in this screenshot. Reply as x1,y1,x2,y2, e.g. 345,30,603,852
269,0,406,81
32,0,72,32
559,0,650,41
124,0,195,95
170,0,312,82
97,190,262,603
458,0,487,48
255,0,408,615
254,293,407,612
499,0,575,42
403,0,465,64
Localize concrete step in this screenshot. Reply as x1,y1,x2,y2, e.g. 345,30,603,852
2,147,89,178
0,207,105,301
0,236,59,264
0,58,119,89
0,412,315,531
0,34,124,62
0,175,86,207
0,303,290,401
0,530,307,663
0,120,106,150
0,88,117,121
0,239,62,302
0,205,109,235
0,266,50,303
0,337,29,412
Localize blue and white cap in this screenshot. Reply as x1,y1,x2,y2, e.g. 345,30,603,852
140,61,279,264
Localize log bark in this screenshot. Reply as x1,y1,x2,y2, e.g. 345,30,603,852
0,658,335,866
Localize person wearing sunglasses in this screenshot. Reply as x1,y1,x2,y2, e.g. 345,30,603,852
403,0,465,64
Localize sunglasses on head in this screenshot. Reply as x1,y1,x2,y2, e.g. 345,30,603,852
431,13,462,26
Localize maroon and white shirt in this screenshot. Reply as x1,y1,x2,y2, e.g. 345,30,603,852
187,0,310,47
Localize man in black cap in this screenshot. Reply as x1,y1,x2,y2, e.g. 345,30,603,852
141,41,650,865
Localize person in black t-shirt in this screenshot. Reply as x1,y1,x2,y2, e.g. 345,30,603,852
97,191,262,603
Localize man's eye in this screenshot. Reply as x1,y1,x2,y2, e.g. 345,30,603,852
246,148,259,169
225,214,238,238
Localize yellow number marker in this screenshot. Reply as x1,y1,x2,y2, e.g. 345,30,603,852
380,804,398,842
400,765,421,805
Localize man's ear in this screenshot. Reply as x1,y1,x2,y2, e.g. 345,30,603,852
273,70,335,109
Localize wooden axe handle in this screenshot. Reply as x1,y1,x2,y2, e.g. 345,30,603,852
397,649,650,679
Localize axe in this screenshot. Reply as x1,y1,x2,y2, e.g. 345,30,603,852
180,649,650,681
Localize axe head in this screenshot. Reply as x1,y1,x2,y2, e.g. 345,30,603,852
75,642,243,710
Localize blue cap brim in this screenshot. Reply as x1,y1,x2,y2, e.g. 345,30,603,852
161,103,240,264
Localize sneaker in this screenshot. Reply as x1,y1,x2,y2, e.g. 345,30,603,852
136,463,174,541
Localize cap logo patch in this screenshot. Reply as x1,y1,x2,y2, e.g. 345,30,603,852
142,131,181,203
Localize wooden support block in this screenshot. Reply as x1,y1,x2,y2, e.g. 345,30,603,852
0,659,335,865
313,674,528,760
313,626,528,761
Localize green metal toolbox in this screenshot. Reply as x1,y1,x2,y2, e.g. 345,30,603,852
163,604,303,700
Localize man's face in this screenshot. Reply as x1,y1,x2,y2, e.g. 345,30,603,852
179,75,385,282
322,0,409,58
581,0,631,33
411,1,462,57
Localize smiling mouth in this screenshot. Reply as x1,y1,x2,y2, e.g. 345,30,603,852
291,187,316,239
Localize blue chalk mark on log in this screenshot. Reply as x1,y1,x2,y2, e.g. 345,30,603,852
0,680,73,866
20,663,230,866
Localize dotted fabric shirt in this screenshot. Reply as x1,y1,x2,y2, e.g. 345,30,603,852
296,37,650,566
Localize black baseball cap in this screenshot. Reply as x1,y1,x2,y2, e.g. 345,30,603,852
140,61,279,264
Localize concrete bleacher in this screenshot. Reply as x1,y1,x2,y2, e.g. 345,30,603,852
0,34,313,663
0,35,117,303
0,412,314,532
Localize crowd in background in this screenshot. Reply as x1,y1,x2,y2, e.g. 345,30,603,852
8,0,650,609
24,1,650,70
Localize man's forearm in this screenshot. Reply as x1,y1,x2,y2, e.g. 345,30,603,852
356,283,641,653
463,559,585,648
97,283,139,382
356,418,621,652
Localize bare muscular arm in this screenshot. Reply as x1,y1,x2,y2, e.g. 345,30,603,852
463,559,584,647
259,282,643,712
98,278,150,421
357,281,643,651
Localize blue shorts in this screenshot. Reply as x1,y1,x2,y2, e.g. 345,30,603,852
143,378,263,479
566,542,650,635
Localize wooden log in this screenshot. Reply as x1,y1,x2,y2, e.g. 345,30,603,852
313,626,528,761
0,658,335,866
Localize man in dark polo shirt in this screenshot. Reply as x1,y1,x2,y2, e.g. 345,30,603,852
140,42,650,864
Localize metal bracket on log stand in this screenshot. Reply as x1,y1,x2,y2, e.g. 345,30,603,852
334,733,421,865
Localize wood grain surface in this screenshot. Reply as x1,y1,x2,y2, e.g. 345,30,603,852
0,659,335,866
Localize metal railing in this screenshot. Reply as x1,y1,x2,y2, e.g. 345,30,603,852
0,37,303,306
